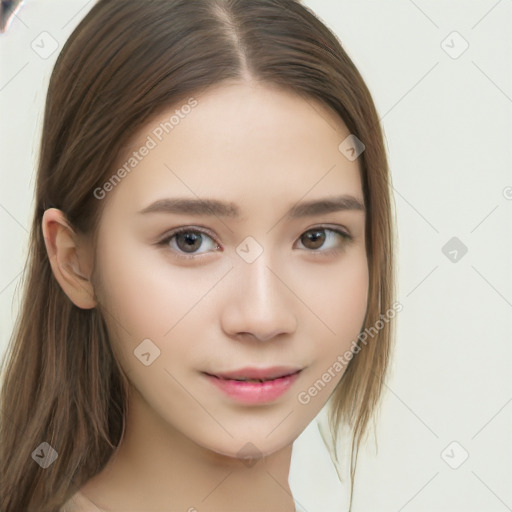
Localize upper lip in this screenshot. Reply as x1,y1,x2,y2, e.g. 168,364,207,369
204,365,303,381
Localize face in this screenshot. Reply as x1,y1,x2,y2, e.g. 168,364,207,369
91,81,368,460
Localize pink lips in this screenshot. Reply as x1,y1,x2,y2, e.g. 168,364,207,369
203,366,302,404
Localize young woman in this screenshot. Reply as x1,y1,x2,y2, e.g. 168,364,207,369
0,1,396,510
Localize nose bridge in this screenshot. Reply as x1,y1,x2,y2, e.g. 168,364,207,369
237,239,282,309
222,236,297,340
240,246,277,299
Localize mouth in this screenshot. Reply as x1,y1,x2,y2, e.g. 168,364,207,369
203,366,303,382
201,366,304,404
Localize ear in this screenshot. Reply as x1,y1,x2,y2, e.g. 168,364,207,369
42,208,97,309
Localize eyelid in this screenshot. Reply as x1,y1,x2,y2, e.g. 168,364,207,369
157,225,218,242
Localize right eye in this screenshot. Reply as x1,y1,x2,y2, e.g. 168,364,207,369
294,226,353,256
158,227,221,260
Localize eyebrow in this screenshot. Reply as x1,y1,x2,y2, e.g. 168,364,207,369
138,194,365,218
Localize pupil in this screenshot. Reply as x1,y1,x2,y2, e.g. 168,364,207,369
178,232,201,252
305,229,325,249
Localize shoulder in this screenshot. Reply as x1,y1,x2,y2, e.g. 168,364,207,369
60,491,104,512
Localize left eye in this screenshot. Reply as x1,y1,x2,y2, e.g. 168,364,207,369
296,227,352,253
159,228,219,258
158,226,352,259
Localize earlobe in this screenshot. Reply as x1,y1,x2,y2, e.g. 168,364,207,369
41,208,97,310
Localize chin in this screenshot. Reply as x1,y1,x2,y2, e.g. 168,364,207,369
198,423,302,462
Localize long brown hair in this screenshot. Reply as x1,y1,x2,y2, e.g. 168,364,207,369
0,1,395,510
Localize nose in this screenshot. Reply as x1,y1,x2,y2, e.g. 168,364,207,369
220,252,298,342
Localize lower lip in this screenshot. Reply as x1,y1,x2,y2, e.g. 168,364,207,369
204,372,301,404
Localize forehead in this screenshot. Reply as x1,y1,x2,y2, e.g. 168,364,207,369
101,81,363,217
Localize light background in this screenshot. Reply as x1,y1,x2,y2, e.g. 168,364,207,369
1,1,511,511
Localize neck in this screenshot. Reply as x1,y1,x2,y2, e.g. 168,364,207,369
80,388,296,512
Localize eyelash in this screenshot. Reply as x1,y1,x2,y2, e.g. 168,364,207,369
156,225,354,261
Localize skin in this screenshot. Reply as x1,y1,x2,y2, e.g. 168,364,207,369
43,80,369,511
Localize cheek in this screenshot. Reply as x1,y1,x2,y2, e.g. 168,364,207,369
298,251,369,338
93,235,229,374
94,235,202,335
92,241,202,402
299,252,369,373
336,259,369,335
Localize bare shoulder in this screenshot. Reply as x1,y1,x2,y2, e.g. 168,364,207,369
60,491,105,512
